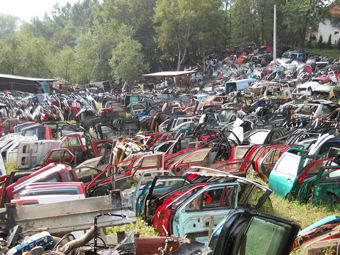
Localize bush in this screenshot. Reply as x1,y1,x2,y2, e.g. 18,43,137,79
328,34,332,49
307,34,312,48
318,35,323,49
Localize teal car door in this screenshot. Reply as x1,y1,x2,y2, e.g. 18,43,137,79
313,166,340,205
269,153,323,198
136,181,152,216
268,152,302,198
131,170,174,211
171,183,238,245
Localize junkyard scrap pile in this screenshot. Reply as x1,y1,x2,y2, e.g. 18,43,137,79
0,46,340,255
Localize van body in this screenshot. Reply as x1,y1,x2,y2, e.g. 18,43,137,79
225,78,256,94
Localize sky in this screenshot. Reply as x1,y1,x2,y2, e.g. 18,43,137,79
1,0,82,23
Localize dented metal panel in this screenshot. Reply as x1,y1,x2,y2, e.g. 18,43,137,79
0,190,136,235
6,136,38,165
16,140,61,169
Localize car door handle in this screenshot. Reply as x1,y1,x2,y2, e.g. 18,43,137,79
286,178,292,183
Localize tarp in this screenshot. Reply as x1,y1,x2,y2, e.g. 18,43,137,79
142,71,196,77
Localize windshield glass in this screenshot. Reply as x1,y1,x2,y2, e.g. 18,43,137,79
220,110,236,122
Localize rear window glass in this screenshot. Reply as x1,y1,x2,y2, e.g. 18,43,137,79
274,154,301,176
239,217,293,255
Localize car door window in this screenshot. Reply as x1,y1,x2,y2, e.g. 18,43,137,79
152,178,188,196
321,106,332,115
298,156,322,174
61,136,81,148
233,146,251,159
237,217,294,255
275,154,301,176
303,160,328,179
49,150,72,160
320,169,340,183
185,186,236,211
182,150,209,163
139,155,162,168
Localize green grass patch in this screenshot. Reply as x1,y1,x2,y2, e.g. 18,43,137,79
249,176,340,230
96,102,103,111
106,218,158,237
5,163,18,175
306,48,340,59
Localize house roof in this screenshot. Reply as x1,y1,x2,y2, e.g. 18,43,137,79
328,3,340,15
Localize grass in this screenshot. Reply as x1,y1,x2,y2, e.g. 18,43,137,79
249,176,340,230
248,176,340,255
106,218,158,237
306,47,340,59
271,194,340,229
4,163,18,175
306,40,340,59
96,102,103,111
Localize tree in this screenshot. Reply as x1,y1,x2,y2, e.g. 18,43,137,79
0,14,20,40
19,35,52,77
52,45,75,82
92,0,160,70
328,34,332,49
307,34,312,48
109,35,149,90
69,0,99,28
0,34,21,74
154,0,225,70
91,32,116,82
72,32,95,84
50,27,75,49
318,35,323,49
282,0,328,47
231,0,260,46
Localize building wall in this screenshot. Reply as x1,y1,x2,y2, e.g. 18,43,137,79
318,18,340,44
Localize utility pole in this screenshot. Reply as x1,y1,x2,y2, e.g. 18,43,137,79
273,4,277,64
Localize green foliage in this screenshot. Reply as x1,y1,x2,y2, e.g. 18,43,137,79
282,0,328,47
337,39,340,51
92,0,160,70
328,34,332,49
19,35,52,77
52,45,75,82
154,0,225,70
0,0,333,84
0,14,20,39
72,32,96,84
106,218,158,237
318,35,323,49
4,163,18,175
307,34,312,48
109,27,149,89
0,34,21,74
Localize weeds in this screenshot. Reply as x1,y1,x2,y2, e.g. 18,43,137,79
96,102,103,111
106,218,158,237
4,163,18,175
248,176,340,230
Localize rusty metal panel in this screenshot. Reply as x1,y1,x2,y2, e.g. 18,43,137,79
0,191,135,235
